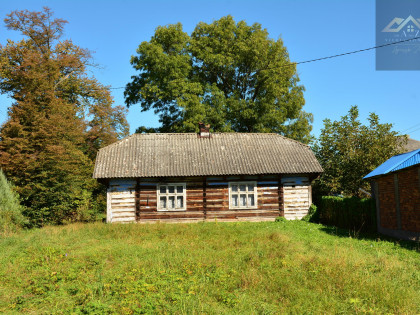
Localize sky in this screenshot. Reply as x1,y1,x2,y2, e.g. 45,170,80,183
1,0,419,140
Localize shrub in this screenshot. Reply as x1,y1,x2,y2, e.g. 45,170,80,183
0,169,27,234
317,196,376,232
302,204,319,222
68,189,107,223
275,216,288,223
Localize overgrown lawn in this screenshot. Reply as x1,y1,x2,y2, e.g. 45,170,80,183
0,221,418,314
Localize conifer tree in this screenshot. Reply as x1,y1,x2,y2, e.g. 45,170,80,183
0,169,26,234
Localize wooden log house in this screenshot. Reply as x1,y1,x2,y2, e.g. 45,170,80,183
93,126,323,223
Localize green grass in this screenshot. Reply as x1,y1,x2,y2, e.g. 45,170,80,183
0,221,419,314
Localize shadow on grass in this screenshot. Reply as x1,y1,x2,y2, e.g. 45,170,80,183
319,225,420,252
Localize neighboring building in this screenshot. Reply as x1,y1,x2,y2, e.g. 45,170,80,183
93,126,323,223
405,137,420,153
364,149,420,240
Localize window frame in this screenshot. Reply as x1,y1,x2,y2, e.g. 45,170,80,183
228,181,258,209
157,183,187,211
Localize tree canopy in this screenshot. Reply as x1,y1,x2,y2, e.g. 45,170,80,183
0,8,129,225
313,106,407,197
125,16,313,143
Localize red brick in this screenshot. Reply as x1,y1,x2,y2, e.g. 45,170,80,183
375,165,420,233
398,167,420,232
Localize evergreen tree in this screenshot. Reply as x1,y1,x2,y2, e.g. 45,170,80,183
0,169,26,234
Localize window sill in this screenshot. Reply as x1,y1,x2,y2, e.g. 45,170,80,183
157,209,187,212
229,207,258,210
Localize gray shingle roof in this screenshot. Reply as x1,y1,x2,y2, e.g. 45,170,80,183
405,138,420,153
93,133,323,178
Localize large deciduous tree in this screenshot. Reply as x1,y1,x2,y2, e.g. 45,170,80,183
125,16,313,143
0,8,129,226
313,106,406,197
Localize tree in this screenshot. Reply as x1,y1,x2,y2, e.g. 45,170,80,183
125,16,313,143
0,169,27,234
0,8,129,226
313,106,407,197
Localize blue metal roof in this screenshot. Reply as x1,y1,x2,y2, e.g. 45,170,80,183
364,149,420,179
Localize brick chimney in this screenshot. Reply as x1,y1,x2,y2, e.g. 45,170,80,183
198,122,211,138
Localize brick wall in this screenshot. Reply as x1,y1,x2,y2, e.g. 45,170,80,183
377,175,398,230
376,165,420,233
397,166,420,232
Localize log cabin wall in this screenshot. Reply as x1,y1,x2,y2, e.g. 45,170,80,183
137,177,205,223
282,176,311,220
107,175,312,223
204,175,281,221
135,175,281,222
107,179,137,223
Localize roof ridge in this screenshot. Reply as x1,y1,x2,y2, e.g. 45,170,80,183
98,133,138,151
136,132,196,135
274,133,310,148
98,132,310,150
386,148,420,173
138,132,309,147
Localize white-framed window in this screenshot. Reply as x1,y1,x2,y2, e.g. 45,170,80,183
229,181,257,209
157,183,186,211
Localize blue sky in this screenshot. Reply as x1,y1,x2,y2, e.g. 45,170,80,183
1,0,419,139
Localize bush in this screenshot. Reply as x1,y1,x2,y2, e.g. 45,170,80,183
317,196,376,233
69,189,107,223
302,204,319,222
0,169,27,234
275,216,288,223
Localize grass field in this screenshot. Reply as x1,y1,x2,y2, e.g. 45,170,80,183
0,220,419,314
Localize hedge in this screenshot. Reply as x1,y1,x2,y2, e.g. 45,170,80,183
318,196,376,233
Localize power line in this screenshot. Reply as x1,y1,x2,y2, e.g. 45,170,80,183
401,122,420,133
260,36,420,71
407,126,420,135
104,36,420,90
1,36,418,95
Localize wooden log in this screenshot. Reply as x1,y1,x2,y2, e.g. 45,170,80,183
111,216,136,223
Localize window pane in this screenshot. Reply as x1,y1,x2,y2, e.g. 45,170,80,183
168,196,175,209
160,186,166,194
239,185,246,192
160,197,166,209
168,186,175,194
248,194,255,206
177,196,183,208
247,184,254,192
176,186,183,193
240,194,246,206
232,195,238,207
232,185,238,192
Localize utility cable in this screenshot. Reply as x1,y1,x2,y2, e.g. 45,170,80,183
104,36,420,89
